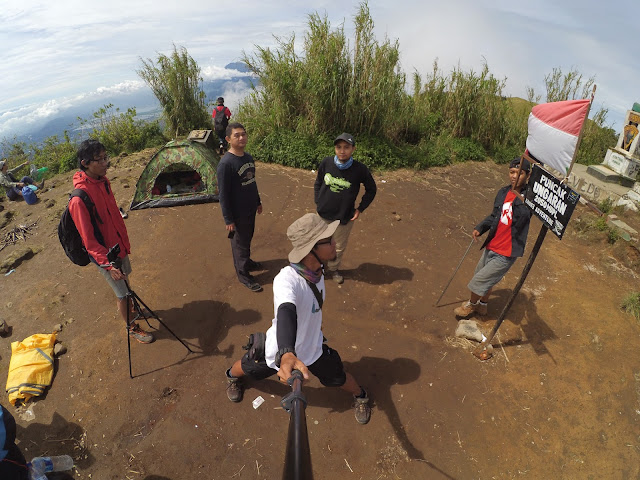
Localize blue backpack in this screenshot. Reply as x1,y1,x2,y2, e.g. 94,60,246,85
21,186,37,205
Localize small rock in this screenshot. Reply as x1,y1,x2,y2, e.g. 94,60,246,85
53,323,63,333
455,319,483,342
394,214,401,221
54,343,67,356
0,320,9,337
65,317,74,325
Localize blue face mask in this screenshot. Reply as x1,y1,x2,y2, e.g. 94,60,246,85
334,155,353,170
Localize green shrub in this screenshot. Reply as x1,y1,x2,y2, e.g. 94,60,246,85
598,197,614,214
78,104,166,156
138,45,211,137
621,292,640,321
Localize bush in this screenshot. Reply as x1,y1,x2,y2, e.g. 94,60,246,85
138,45,211,137
621,292,640,322
78,104,166,156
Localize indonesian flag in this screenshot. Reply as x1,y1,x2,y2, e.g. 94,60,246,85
525,99,591,175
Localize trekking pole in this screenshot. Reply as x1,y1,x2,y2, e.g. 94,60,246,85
435,237,475,306
281,370,313,480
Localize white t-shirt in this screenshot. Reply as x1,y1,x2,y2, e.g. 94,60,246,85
264,266,325,369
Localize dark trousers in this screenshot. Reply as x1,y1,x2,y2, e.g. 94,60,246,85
6,176,34,201
215,128,227,149
231,213,256,285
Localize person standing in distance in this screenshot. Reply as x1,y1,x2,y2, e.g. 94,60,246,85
314,133,377,284
212,97,231,154
217,123,263,292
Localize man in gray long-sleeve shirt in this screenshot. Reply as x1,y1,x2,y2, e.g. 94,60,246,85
216,123,264,292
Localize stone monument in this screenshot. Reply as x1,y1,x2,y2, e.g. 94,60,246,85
588,105,640,187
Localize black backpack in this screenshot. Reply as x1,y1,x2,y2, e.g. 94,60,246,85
58,189,105,266
213,106,229,132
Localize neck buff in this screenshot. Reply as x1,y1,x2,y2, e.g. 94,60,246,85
334,155,353,170
290,262,323,284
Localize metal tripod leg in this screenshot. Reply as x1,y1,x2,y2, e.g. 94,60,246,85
124,280,194,378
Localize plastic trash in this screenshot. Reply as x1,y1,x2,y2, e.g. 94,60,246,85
28,455,74,480
32,167,48,182
252,395,265,409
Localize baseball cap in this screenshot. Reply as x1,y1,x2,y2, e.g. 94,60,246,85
334,133,355,146
509,157,530,172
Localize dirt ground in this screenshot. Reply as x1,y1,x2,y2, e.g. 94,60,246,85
1,151,639,480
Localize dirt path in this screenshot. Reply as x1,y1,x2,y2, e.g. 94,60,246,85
1,154,639,479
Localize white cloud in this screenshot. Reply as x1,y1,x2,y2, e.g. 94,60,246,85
2,0,639,137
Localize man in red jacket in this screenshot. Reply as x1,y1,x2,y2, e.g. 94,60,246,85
69,139,154,343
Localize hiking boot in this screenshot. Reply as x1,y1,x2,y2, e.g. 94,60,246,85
328,270,344,284
247,260,263,271
36,180,45,190
128,323,154,344
243,281,263,292
354,392,371,425
454,301,487,318
226,374,244,402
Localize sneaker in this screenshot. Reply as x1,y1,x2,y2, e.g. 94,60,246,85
354,392,371,425
243,281,263,292
127,323,154,344
328,271,344,284
454,301,487,318
226,374,244,402
119,207,128,219
36,180,45,190
247,260,263,271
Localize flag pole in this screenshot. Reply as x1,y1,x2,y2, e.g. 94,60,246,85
473,88,596,361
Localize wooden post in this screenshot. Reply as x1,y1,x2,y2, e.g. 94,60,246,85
473,225,548,359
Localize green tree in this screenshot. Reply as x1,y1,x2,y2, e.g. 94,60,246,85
137,45,210,138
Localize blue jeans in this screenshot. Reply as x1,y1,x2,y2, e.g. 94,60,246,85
6,176,34,201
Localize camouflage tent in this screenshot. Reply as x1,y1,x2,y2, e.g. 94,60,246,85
130,140,219,210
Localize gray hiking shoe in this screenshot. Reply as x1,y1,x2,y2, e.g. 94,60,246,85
127,323,154,344
354,391,371,424
226,374,244,402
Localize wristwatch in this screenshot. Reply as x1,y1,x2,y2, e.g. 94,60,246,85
275,347,296,367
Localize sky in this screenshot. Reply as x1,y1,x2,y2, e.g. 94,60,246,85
1,0,638,140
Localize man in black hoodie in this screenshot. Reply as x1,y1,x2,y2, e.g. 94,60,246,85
314,133,376,284
217,123,263,292
454,158,532,318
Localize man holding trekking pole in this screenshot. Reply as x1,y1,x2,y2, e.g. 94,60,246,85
454,158,532,318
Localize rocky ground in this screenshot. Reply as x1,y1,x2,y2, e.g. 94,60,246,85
0,151,639,479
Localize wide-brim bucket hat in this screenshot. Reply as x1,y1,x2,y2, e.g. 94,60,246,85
287,213,339,263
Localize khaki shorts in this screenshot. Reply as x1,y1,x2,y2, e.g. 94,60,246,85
95,255,132,299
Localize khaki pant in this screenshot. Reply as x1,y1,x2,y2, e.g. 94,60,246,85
325,220,354,272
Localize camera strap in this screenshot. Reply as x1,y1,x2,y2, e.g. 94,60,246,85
306,281,323,310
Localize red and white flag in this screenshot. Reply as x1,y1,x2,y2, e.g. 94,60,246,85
525,99,591,175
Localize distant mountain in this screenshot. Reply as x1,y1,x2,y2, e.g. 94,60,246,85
12,62,256,146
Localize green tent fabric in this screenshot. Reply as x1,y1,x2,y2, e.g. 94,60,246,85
130,140,220,210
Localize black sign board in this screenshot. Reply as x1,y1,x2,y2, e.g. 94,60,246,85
524,164,580,239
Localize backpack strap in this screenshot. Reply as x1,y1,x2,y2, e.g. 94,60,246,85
306,280,323,310
70,189,105,247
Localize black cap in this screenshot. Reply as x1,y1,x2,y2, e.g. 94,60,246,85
509,157,530,172
334,133,355,146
